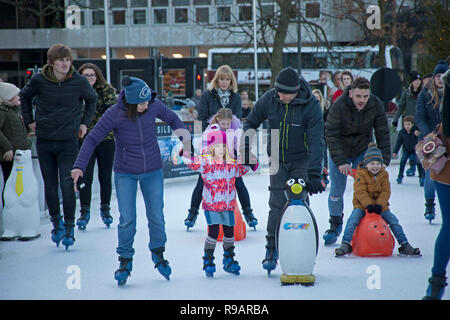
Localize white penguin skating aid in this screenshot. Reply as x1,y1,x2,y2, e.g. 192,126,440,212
0,150,41,241
276,178,318,286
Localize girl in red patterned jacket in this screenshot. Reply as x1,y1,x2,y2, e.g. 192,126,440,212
184,128,257,277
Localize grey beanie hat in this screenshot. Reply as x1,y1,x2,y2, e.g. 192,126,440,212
362,142,383,167
274,67,301,94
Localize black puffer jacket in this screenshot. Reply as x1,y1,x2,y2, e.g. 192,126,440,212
197,88,242,131
325,87,391,166
243,77,324,179
20,65,97,141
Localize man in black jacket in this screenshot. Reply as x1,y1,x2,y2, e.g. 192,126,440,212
242,67,324,274
324,77,391,246
20,43,96,249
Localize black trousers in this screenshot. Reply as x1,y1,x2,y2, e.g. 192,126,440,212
36,138,78,224
79,138,115,209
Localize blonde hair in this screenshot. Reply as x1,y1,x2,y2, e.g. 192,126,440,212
312,89,327,112
210,143,235,162
210,65,238,93
211,108,233,125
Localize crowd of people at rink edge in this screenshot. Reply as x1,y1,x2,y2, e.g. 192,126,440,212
0,42,448,299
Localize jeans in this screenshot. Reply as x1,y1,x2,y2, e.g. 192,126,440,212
328,152,365,218
398,151,424,179
114,169,166,259
432,182,450,276
79,139,115,208
342,208,408,245
36,138,79,223
190,175,251,209
424,169,436,200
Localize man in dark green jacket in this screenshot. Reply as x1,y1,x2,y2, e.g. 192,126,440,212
19,43,96,250
242,67,324,274
324,77,391,245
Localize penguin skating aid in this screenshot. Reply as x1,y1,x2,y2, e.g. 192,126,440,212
276,178,319,286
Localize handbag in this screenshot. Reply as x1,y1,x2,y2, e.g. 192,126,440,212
415,124,448,174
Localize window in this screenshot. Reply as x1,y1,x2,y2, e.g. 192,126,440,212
112,10,126,25
196,7,209,23
174,0,189,24
153,0,169,24
92,10,105,25
305,2,320,18
238,3,252,21
260,0,275,19
216,0,231,22
133,9,147,24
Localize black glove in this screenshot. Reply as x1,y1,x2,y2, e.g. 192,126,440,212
307,175,325,195
366,204,383,214
391,121,398,128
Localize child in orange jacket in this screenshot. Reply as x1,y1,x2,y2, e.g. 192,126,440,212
335,142,421,257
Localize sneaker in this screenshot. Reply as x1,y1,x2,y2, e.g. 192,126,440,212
335,241,353,257
398,243,421,256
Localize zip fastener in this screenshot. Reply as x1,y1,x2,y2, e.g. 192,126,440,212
281,104,289,163
137,115,147,172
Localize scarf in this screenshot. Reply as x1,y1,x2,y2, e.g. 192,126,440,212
216,88,231,108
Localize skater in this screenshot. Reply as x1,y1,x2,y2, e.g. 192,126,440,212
0,82,32,203
335,142,421,257
392,115,424,186
185,65,257,229
242,67,324,274
415,60,448,223
312,89,331,185
324,77,391,245
392,71,422,177
76,63,117,230
19,43,97,250
71,76,191,284
183,127,257,277
423,68,450,300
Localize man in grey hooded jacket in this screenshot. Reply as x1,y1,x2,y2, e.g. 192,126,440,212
242,67,325,274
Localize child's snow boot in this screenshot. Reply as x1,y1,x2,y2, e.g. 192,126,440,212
396,176,403,184
50,215,64,247
184,207,199,230
100,203,113,228
151,247,171,280
222,246,240,275
323,215,344,245
76,206,90,230
398,242,421,256
61,222,75,251
202,249,216,278
242,207,258,229
114,256,132,286
262,247,278,275
423,275,447,300
335,241,353,257
424,199,435,223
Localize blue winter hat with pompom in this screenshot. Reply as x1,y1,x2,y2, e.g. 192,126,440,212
433,60,449,78
121,75,152,104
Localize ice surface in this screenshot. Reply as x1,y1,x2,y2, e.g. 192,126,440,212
0,162,446,300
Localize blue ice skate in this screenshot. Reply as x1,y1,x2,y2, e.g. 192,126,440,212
151,247,171,280
76,207,90,231
50,216,65,247
114,257,132,286
203,249,216,278
184,208,199,230
396,176,403,184
262,247,277,276
223,246,240,275
242,207,258,230
61,223,75,251
323,215,343,245
100,204,113,228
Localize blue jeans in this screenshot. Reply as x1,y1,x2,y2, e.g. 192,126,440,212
342,208,408,245
114,169,166,259
328,152,365,217
432,182,450,276
424,169,436,200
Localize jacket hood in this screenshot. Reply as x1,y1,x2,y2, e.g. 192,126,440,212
207,113,241,129
41,64,75,83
